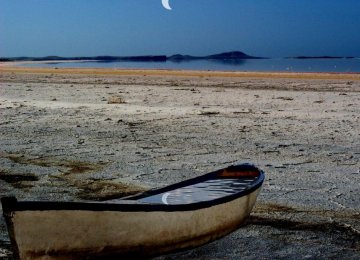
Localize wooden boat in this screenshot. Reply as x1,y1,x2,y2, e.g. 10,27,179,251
2,164,264,259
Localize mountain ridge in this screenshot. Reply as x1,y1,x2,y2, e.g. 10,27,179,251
0,51,264,62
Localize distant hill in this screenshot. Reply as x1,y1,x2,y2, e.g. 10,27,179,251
0,51,264,62
167,54,199,61
0,51,263,62
0,55,167,62
2,52,358,63
206,51,262,59
168,51,264,61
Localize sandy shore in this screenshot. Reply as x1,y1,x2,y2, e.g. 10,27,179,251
2,64,360,80
0,67,359,259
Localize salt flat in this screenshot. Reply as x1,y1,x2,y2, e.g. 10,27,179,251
0,68,359,259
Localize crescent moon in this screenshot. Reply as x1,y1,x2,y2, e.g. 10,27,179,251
161,0,172,10
161,192,170,204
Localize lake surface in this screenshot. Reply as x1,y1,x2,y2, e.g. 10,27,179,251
25,58,360,73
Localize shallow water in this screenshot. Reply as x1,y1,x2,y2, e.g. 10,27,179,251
24,58,360,72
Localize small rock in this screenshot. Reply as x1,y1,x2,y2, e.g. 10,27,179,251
276,96,294,101
108,95,125,104
197,111,220,115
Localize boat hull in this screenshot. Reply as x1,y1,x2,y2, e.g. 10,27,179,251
6,187,261,259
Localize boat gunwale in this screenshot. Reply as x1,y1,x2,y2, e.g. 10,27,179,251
1,164,264,213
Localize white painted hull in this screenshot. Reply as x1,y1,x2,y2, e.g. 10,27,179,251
9,188,261,259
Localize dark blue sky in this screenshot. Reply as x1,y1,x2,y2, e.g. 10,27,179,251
1,0,359,57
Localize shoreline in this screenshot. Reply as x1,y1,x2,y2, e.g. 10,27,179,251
1,64,360,81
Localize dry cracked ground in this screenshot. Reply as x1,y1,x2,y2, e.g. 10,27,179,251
0,71,359,259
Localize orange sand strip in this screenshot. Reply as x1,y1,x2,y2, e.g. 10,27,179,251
1,65,360,81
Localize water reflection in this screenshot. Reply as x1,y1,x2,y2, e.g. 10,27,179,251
139,177,258,205
208,59,247,66
24,58,360,72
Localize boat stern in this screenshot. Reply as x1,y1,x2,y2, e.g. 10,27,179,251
1,197,21,259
